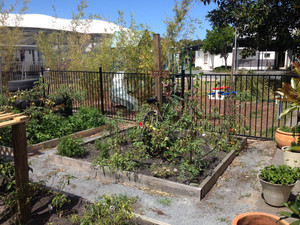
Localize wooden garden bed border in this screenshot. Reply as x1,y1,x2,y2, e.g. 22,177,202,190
47,137,247,201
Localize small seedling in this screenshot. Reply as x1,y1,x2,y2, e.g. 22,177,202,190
158,197,172,206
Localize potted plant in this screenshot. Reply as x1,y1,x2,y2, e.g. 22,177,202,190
259,165,299,207
275,59,300,148
232,212,289,225
278,195,300,225
275,125,300,148
281,127,300,168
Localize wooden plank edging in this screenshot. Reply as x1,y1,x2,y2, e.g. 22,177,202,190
27,125,109,154
47,138,247,201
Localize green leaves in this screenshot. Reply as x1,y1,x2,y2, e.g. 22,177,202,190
260,165,300,185
57,136,86,158
69,194,136,224
206,0,299,54
202,25,234,68
278,196,300,225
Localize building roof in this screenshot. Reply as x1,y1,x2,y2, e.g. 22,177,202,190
6,14,124,34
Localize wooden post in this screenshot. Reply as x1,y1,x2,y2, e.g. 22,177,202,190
12,122,31,224
227,31,237,135
153,34,163,105
0,57,2,94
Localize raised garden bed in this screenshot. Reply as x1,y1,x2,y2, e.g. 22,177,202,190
46,128,247,200
0,184,166,225
0,123,135,157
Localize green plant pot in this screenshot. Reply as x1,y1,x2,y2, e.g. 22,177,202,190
282,146,300,168
259,176,296,207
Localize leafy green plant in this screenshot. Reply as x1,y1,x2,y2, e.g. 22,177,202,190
50,193,70,216
68,194,136,225
278,195,300,225
47,174,75,216
279,125,293,133
57,136,86,158
94,139,110,159
0,158,15,192
275,59,300,118
259,165,300,185
68,106,107,131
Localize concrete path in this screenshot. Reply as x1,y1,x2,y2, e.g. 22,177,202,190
29,139,299,225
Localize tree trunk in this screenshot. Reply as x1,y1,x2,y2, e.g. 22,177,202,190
224,55,228,69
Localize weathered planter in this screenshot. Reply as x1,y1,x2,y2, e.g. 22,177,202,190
282,146,300,168
232,212,289,225
259,176,296,207
275,128,300,148
47,138,247,201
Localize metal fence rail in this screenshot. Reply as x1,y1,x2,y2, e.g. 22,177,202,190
190,73,293,139
42,69,153,121
1,68,296,139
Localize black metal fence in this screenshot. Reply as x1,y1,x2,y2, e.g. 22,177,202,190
2,68,296,139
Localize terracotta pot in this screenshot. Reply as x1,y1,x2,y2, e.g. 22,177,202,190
282,146,300,168
232,212,289,225
275,128,300,148
259,177,296,207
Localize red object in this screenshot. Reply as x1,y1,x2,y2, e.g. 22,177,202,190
138,122,143,127
212,86,229,90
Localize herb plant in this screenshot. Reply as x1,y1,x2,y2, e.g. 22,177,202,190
260,165,300,185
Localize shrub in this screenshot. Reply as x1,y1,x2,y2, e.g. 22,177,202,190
212,66,231,73
68,107,107,132
57,136,86,158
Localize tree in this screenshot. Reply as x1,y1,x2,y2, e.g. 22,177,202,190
36,2,155,73
162,0,201,72
198,0,299,56
202,25,234,68
0,0,28,71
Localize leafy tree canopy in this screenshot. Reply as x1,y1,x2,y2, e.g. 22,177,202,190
199,0,299,55
202,25,234,67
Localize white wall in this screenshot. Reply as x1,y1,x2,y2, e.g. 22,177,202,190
195,48,276,71
195,49,232,70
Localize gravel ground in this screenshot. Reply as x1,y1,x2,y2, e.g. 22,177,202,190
29,139,299,225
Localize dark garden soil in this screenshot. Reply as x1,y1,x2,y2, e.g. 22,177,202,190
0,188,87,225
81,140,229,185
0,187,143,225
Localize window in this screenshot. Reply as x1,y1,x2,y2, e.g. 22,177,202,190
264,53,270,58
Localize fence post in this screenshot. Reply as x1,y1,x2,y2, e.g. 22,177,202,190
153,34,163,105
181,69,185,100
0,57,2,94
41,67,46,98
99,67,105,114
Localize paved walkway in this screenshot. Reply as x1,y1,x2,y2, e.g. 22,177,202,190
29,139,299,225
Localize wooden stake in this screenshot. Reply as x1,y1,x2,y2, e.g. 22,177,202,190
153,34,163,105
12,122,31,224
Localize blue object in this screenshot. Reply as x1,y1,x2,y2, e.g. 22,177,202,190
208,92,216,95
221,91,237,96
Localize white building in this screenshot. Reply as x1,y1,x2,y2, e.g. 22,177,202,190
195,48,291,71
2,14,124,71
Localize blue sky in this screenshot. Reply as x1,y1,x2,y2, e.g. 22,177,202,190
23,0,217,40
